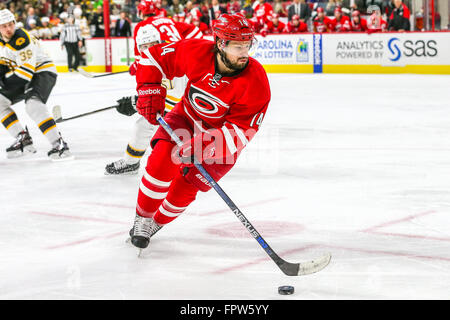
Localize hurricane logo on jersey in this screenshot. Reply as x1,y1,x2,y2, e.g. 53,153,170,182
188,85,229,119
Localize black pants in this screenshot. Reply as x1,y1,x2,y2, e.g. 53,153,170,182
0,71,57,105
64,42,81,71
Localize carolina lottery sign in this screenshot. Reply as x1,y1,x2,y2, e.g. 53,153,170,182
251,34,312,65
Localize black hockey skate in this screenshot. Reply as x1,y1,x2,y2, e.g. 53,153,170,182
48,137,73,161
105,159,140,175
130,214,163,253
6,127,36,158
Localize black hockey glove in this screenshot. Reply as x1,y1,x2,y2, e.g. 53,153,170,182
116,96,137,116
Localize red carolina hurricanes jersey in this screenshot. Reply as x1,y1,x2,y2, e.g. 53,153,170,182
265,20,286,34
137,39,271,161
286,21,308,33
313,16,333,32
330,15,351,32
133,16,203,57
351,18,368,31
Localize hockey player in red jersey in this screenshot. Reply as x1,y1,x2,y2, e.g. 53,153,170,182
366,5,387,33
263,13,286,35
129,0,203,75
105,1,201,175
286,14,308,33
330,7,351,32
313,7,332,33
350,10,367,32
129,13,271,250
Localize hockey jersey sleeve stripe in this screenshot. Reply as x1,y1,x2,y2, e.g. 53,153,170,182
139,51,167,79
230,122,249,146
22,63,36,72
221,125,238,154
36,63,55,71
14,68,33,81
185,27,201,39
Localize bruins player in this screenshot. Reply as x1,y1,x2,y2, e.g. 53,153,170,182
0,9,72,160
105,24,187,175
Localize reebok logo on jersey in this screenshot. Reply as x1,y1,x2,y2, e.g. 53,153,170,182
138,88,162,95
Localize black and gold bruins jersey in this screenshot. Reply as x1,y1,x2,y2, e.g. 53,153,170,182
0,28,56,86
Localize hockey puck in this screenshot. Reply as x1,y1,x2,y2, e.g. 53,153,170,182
278,285,295,295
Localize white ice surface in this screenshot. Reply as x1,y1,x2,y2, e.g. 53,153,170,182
1,72,450,299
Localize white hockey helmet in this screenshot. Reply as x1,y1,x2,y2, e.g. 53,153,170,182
136,24,161,53
0,9,16,26
59,12,69,20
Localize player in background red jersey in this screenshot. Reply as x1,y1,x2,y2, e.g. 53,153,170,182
262,13,286,35
330,7,351,32
129,13,271,250
350,10,367,32
366,5,387,33
286,14,308,33
130,0,202,74
313,7,332,32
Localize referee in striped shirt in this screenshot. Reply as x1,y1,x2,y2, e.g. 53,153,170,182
60,15,83,72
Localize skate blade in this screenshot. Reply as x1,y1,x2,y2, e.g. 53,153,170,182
6,146,37,159
104,170,139,176
49,152,75,162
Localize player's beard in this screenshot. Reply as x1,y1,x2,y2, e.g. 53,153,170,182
218,49,249,74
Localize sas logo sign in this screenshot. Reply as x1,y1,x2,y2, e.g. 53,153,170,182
388,37,438,61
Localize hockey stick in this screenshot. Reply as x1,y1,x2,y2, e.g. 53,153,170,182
52,105,116,123
156,114,331,276
78,68,129,78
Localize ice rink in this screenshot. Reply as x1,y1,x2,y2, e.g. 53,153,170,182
1,72,449,300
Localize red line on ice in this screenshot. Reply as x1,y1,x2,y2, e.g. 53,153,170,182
29,211,128,225
46,231,127,250
211,244,319,274
361,210,437,233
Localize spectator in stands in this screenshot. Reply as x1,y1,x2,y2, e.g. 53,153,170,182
388,0,410,31
288,0,311,23
208,0,227,24
74,5,91,39
28,18,40,38
350,10,368,31
313,7,333,32
340,0,367,14
115,10,132,36
241,0,254,19
286,14,308,32
330,7,351,31
226,0,241,14
253,0,274,21
25,7,42,30
154,0,168,17
184,1,202,24
325,0,338,16
365,0,385,14
272,0,288,18
90,5,105,37
39,16,54,39
169,0,185,17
